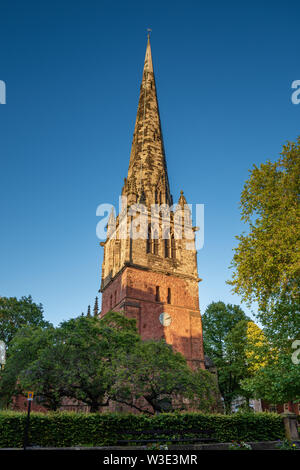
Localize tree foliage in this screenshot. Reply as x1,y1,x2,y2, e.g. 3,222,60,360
0,325,55,408
228,138,300,313
0,311,218,413
0,312,140,411
227,314,300,405
0,296,51,346
226,320,268,377
201,302,251,412
241,344,300,404
111,339,218,414
227,139,300,405
202,301,250,360
259,293,300,345
24,312,139,411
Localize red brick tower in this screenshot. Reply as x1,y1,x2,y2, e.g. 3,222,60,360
99,36,205,370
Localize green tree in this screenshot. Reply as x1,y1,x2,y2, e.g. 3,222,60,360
228,138,300,318
202,301,251,413
233,310,300,406
111,340,218,414
223,320,251,406
19,336,70,411
189,368,220,413
224,320,268,409
0,310,221,414
2,312,140,412
227,139,300,407
202,302,250,360
59,312,140,412
260,293,300,346
0,296,51,346
241,344,300,405
0,325,55,408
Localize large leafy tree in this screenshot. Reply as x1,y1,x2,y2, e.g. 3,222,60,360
202,302,250,361
202,301,251,412
227,139,300,406
0,325,56,408
0,309,222,413
233,315,300,405
228,138,300,321
260,293,300,346
21,312,140,412
0,311,140,411
111,339,218,414
226,320,268,376
241,342,300,405
223,320,252,406
224,320,268,408
191,368,221,413
0,296,51,346
18,333,71,411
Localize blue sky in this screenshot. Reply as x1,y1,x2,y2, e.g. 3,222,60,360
0,0,299,326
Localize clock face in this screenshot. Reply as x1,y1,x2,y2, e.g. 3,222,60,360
159,312,172,327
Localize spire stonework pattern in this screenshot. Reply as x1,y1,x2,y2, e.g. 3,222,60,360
123,37,172,207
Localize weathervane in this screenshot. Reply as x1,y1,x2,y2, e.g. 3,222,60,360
147,28,152,38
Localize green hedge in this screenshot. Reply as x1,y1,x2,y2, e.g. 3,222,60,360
0,411,285,448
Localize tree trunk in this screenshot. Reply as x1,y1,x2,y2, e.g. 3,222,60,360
224,399,232,414
90,403,99,413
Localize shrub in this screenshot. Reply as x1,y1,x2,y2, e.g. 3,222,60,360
0,411,285,448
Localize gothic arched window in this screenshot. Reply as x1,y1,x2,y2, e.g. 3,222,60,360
164,238,170,258
146,224,152,254
167,288,171,304
155,286,160,302
153,229,159,255
171,235,176,259
163,228,170,258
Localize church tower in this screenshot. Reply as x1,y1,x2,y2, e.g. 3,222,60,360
99,36,205,370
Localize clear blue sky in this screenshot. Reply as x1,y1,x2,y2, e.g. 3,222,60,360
0,0,299,326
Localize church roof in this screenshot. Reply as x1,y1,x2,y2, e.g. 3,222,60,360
126,35,172,205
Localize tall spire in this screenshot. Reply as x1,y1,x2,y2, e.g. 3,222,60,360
144,33,153,73
125,35,172,206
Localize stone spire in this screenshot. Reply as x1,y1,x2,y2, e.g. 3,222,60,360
93,296,99,317
178,190,187,208
177,190,192,225
124,35,173,206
